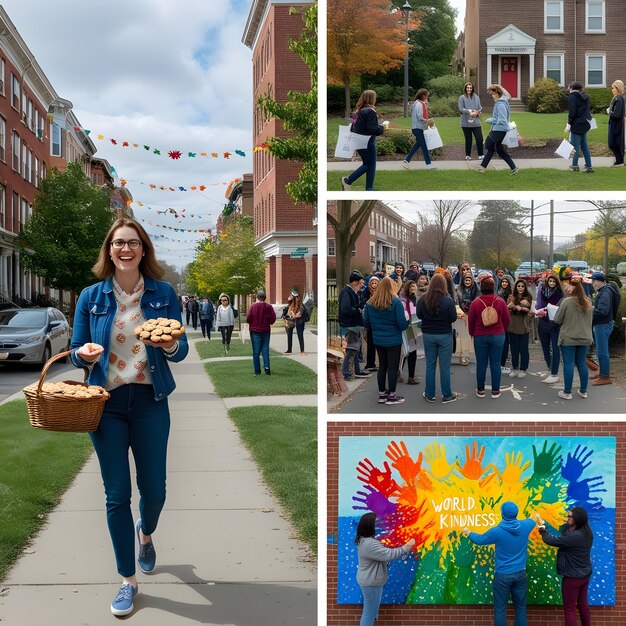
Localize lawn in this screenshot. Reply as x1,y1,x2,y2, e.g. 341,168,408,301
327,167,626,192
195,339,280,359
0,400,93,581
228,405,317,553
203,357,317,397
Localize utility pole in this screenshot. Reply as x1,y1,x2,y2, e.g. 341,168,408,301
529,200,534,272
548,200,554,269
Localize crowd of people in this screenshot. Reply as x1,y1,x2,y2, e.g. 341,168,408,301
340,79,625,191
338,260,622,405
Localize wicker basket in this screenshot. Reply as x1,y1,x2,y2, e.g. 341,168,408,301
23,350,110,432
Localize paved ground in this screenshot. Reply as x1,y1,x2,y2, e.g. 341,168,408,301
330,348,626,415
0,328,317,625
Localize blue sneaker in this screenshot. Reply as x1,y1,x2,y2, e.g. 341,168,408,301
136,519,156,574
111,583,139,616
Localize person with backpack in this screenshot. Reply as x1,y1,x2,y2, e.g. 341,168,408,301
284,289,308,355
590,272,621,385
467,273,510,398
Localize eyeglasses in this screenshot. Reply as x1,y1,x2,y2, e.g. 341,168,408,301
111,239,142,250
220,298,228,302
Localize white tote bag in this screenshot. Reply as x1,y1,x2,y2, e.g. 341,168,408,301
334,125,354,159
503,128,519,148
424,126,443,150
555,138,574,159
588,117,598,130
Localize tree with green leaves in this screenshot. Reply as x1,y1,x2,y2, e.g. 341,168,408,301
185,216,267,305
17,161,113,314
257,3,317,205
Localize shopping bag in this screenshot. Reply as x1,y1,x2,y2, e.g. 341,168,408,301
503,128,519,148
555,138,574,160
424,126,443,150
588,117,598,130
334,125,354,159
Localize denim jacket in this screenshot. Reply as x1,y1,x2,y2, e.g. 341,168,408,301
70,276,189,401
486,98,510,132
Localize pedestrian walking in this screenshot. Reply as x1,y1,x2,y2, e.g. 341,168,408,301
477,84,518,174
458,82,484,161
355,513,415,626
188,295,199,330
70,217,189,616
402,88,437,170
590,272,621,385
198,295,214,340
507,279,533,379
538,507,593,626
284,289,308,355
415,273,458,403
247,288,276,376
342,90,385,191
184,295,191,325
216,293,235,354
607,80,625,167
553,276,593,399
467,273,510,398
363,276,409,405
536,272,564,384
565,81,593,172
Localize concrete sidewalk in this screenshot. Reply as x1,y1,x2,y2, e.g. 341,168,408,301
0,329,317,625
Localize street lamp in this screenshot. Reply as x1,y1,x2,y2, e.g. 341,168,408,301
402,1,412,118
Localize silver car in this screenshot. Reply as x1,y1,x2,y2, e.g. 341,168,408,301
0,307,71,365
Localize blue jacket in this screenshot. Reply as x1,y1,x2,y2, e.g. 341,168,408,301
486,98,510,132
363,297,409,347
70,276,189,401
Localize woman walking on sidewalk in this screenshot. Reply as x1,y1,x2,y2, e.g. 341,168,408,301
477,84,518,175
216,293,235,354
402,88,437,171
70,217,189,616
458,82,484,161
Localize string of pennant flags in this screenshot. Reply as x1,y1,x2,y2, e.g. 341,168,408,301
120,177,240,192
138,217,212,234
133,202,214,220
72,125,269,160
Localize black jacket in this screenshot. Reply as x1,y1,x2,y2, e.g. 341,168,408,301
539,526,592,579
351,108,384,136
416,295,457,334
593,283,620,325
338,285,363,327
567,91,591,135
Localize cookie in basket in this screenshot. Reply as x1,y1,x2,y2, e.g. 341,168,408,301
133,319,185,343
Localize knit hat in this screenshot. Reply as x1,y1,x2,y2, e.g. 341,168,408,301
349,270,365,283
394,261,405,271
409,260,419,268
590,271,606,282
218,293,230,303
501,501,519,520
365,274,380,290
477,270,492,283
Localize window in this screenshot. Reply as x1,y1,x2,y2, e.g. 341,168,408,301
27,150,33,184
586,0,605,32
328,239,335,256
22,142,27,179
586,53,605,87
0,59,5,95
27,100,33,130
0,185,5,230
544,53,565,86
11,73,19,109
545,0,563,32
51,122,61,156
12,192,18,229
11,131,19,171
0,117,5,162
34,157,39,188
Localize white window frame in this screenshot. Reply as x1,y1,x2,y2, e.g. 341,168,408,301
11,73,19,110
585,53,606,88
51,122,62,156
585,0,605,33
11,131,20,171
34,156,39,188
0,59,5,96
0,185,5,230
0,116,5,162
544,0,564,33
21,142,27,179
328,239,335,257
544,53,565,86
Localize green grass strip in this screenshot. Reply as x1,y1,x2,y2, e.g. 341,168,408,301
0,400,93,582
228,405,317,553
203,357,316,397
195,339,280,360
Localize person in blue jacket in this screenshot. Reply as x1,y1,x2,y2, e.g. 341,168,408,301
478,84,518,174
342,90,385,191
70,218,189,617
463,501,536,626
363,276,409,405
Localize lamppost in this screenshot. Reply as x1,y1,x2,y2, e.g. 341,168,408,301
402,1,412,118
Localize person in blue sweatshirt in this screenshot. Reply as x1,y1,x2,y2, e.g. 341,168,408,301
463,501,536,626
478,84,518,175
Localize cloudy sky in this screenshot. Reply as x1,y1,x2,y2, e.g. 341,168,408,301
3,0,254,268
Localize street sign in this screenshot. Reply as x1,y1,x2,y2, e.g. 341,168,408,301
290,252,305,258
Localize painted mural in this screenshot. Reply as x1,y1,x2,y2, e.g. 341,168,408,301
337,436,615,605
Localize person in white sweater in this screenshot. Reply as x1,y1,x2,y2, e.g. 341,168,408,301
216,293,235,353
355,512,415,626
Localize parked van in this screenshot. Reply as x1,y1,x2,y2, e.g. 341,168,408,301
565,260,590,273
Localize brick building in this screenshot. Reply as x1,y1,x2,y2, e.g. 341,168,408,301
327,420,626,626
463,0,626,104
242,0,317,305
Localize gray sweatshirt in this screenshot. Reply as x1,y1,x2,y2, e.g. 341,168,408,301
458,93,482,127
216,304,235,328
411,99,428,130
356,537,413,587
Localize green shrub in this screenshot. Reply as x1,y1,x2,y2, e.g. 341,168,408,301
527,78,567,113
610,285,626,343
587,88,613,114
385,128,415,153
427,96,459,118
367,84,406,104
426,75,466,99
328,298,338,318
327,84,349,109
376,136,397,156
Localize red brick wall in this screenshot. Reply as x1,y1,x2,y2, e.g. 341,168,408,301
327,421,626,626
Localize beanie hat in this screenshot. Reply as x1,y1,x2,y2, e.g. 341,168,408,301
501,501,519,520
349,270,365,283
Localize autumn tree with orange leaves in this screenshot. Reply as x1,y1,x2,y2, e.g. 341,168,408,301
328,0,417,119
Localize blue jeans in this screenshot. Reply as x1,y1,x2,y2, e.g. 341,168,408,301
570,132,592,168
539,326,560,375
493,570,528,626
90,384,170,577
347,136,377,190
422,332,453,398
342,349,364,378
250,331,271,374
593,321,614,376
560,345,589,394
359,585,384,626
405,128,431,165
474,334,505,392
509,332,529,371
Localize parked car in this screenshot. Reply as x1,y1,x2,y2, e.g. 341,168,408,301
421,262,435,277
514,262,547,280
0,307,70,366
564,260,590,273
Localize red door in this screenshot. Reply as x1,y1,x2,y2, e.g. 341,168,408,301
500,56,518,99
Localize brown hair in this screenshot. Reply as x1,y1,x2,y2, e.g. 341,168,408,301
368,276,395,310
92,217,164,280
422,273,449,315
415,88,429,101
512,279,532,305
544,271,563,292
487,84,504,97
354,90,377,113
403,280,417,299
569,280,591,310
463,82,475,96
